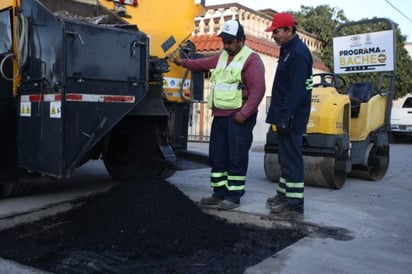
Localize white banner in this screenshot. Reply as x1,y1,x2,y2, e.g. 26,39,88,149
333,30,394,74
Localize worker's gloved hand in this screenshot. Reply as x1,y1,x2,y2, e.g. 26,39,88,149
276,118,291,135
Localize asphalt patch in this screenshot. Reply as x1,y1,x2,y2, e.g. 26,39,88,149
0,176,306,273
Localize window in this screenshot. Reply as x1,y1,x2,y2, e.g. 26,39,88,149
402,97,412,108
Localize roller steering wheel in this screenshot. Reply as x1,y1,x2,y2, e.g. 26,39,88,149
312,73,346,89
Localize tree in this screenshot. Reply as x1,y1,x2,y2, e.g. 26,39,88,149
291,5,347,69
292,5,412,99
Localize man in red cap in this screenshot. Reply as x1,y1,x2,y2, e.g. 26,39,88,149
265,12,313,218
172,19,265,210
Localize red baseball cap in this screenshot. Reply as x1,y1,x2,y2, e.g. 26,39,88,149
265,12,297,32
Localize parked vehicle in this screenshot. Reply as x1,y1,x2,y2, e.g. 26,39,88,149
390,95,412,141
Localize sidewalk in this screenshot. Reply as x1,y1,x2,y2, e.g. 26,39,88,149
167,142,412,274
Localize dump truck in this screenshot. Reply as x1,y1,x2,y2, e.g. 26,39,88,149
264,18,396,189
0,0,206,197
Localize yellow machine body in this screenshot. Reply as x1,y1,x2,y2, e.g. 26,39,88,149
306,87,350,135
99,0,205,103
350,95,388,141
306,86,388,142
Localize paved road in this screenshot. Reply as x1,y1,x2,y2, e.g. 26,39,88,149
0,142,411,273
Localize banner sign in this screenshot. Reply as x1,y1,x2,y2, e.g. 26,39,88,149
333,30,394,74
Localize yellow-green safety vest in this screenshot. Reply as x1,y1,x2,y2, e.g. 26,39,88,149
208,46,253,110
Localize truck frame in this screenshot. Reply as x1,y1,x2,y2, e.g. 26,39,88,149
0,0,205,197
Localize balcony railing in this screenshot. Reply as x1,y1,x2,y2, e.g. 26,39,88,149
194,5,323,53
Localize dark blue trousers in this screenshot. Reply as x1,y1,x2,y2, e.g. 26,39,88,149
209,113,257,203
277,129,305,210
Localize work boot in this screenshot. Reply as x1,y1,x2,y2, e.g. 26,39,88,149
217,199,240,210
268,200,289,213
269,206,304,221
199,195,223,206
266,195,285,209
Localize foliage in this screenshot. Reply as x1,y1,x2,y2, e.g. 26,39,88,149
292,5,412,99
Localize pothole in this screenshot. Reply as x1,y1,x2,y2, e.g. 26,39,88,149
0,177,308,273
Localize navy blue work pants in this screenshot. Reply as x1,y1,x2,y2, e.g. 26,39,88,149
277,130,304,209
278,131,304,182
209,113,257,203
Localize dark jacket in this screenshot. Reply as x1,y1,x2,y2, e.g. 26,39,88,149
266,35,313,134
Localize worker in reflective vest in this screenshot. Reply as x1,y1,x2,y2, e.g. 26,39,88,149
172,19,265,210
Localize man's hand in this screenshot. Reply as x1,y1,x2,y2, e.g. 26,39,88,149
233,112,246,124
171,56,183,66
276,118,291,135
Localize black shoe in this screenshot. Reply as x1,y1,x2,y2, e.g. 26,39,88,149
268,200,289,213
199,196,223,206
269,205,303,221
266,195,285,209
217,200,240,210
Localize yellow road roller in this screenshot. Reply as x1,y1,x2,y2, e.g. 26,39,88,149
264,18,396,189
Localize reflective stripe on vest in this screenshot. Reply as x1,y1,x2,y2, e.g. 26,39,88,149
208,46,253,110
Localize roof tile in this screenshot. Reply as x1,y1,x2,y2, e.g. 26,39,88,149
192,34,280,57
191,34,328,71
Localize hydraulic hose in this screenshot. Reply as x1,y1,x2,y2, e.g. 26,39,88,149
0,12,29,81
0,53,15,81
16,12,29,69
